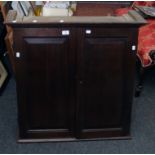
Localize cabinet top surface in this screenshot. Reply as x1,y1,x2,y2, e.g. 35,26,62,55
5,2,147,26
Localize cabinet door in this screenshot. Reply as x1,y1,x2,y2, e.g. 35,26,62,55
14,28,76,140
76,28,137,139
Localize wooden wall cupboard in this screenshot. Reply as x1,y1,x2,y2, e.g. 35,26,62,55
6,9,146,142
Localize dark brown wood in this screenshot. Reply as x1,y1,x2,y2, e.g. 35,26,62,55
74,2,122,16
6,3,146,142
14,28,76,139
74,2,132,16
76,28,138,139
13,26,139,141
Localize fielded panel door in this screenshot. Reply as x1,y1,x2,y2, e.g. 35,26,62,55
76,28,137,139
14,28,76,139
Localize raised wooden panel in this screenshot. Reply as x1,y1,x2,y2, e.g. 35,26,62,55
24,37,69,128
